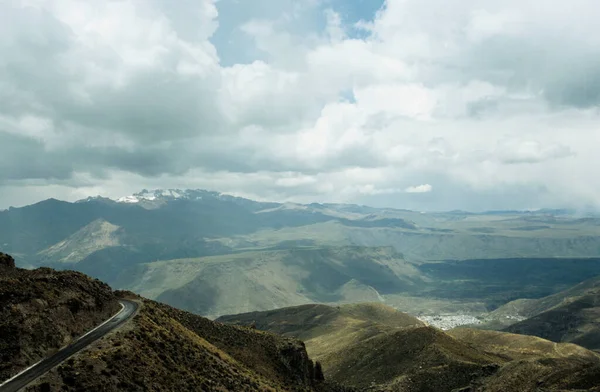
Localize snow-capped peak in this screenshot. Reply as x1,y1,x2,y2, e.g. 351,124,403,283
116,195,145,203
115,189,212,204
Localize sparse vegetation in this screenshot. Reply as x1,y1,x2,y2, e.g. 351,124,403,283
0,265,345,392
220,302,600,391
0,260,119,380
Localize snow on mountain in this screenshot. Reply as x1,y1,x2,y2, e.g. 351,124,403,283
117,195,144,203
114,189,210,204
79,189,275,211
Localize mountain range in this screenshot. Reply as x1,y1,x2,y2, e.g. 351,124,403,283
3,189,600,318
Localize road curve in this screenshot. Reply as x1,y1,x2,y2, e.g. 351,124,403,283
0,299,138,392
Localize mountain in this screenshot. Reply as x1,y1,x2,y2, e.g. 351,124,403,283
504,287,600,352
129,246,423,318
5,188,600,264
5,189,600,321
37,219,122,263
493,275,600,320
219,304,500,391
219,303,600,392
1,257,345,392
462,275,600,352
218,303,426,360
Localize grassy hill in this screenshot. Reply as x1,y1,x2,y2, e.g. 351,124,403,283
218,303,425,362
122,246,423,318
504,290,600,352
475,276,600,352
449,329,600,392
220,304,501,390
5,252,600,392
492,275,600,319
219,303,600,391
27,296,342,392
1,256,346,392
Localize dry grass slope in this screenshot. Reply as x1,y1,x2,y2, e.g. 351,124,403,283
25,294,350,392
505,290,600,352
220,303,600,392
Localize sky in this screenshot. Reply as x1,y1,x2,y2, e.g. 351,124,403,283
1,0,600,211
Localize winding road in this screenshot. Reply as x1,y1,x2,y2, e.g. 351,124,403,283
0,299,138,392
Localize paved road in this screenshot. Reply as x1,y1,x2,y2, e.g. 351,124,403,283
0,300,138,392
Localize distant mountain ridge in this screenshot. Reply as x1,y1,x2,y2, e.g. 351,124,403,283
4,189,600,319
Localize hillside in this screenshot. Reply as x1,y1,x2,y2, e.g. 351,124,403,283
504,290,600,352
26,296,341,392
1,256,346,391
124,246,423,318
3,254,600,392
219,303,600,391
218,303,425,361
0,257,120,380
37,219,122,264
477,276,600,352
449,329,600,392
84,243,600,320
492,275,600,319
220,304,501,390
4,190,600,321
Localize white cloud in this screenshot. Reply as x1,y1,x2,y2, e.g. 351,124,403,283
1,0,600,211
405,184,433,194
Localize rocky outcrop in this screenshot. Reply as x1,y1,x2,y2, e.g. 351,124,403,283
0,267,120,380
0,252,15,269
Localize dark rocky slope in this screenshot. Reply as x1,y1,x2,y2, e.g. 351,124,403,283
0,254,346,391
0,258,120,380
26,295,345,392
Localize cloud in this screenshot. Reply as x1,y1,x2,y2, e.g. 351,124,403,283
496,140,575,164
405,184,433,194
0,0,600,211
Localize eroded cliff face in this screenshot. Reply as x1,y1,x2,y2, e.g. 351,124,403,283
0,261,120,380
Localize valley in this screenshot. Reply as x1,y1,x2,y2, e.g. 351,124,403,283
3,189,600,323
2,188,600,391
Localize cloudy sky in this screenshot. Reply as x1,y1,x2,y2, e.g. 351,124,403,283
1,0,599,211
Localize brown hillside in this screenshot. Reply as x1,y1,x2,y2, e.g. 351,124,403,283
220,303,600,392
323,325,501,391
1,255,349,392
219,304,503,391
218,303,425,362
493,275,600,319
0,264,120,380
24,294,349,392
505,290,600,352
449,328,600,391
